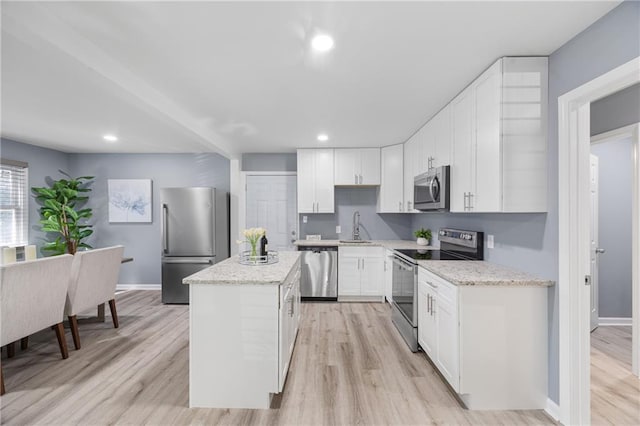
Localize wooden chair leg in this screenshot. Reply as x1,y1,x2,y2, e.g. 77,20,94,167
68,315,81,350
6,342,15,358
1,364,5,396
20,337,28,351
53,323,68,359
108,299,119,328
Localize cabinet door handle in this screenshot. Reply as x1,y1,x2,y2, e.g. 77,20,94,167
427,294,431,314
430,295,434,316
469,193,474,210
464,192,468,211
362,258,365,269
355,174,358,184
399,201,402,212
408,201,412,211
359,174,363,184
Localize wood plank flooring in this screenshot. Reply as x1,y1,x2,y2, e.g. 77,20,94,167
2,290,555,425
591,326,640,425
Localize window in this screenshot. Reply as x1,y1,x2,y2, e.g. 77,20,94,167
0,159,28,246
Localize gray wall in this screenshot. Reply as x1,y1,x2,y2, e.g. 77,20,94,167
591,138,633,318
69,153,230,285
300,188,412,241
544,0,638,403
591,83,640,136
0,138,70,251
242,153,297,172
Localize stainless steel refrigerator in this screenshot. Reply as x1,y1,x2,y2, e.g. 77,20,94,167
161,187,229,304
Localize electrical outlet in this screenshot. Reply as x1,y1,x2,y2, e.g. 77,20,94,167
336,225,341,234
487,234,495,249
303,216,308,224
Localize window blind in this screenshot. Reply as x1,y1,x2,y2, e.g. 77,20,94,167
0,159,28,247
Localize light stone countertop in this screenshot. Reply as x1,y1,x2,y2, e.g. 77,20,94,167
183,251,301,285
418,260,554,287
294,239,437,250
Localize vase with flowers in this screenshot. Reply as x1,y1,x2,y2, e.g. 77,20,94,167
240,227,266,260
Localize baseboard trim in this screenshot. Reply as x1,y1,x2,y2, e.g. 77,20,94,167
599,317,632,326
545,398,560,421
116,284,161,291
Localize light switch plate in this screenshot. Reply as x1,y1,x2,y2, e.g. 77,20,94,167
487,234,495,249
303,216,308,224
336,225,341,234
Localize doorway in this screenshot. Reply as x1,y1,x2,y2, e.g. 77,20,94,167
590,126,638,424
558,57,639,425
244,173,297,251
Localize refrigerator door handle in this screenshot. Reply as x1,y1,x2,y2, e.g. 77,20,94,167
162,258,214,265
162,203,169,254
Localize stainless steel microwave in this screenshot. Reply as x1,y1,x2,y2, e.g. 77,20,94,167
414,165,450,211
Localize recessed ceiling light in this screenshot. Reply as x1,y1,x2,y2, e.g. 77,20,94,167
317,133,329,142
311,34,334,52
103,134,118,142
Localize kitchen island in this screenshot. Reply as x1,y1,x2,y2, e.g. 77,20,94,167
183,251,301,409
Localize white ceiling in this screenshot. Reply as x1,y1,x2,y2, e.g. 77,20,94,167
1,1,620,158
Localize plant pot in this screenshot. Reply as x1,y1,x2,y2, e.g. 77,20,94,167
416,237,429,246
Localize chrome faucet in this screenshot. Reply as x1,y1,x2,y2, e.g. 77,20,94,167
352,210,361,240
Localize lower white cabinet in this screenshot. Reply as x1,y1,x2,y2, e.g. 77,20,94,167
417,266,548,410
338,246,384,301
279,264,301,391
384,249,394,303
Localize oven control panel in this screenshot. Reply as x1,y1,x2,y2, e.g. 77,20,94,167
439,228,483,250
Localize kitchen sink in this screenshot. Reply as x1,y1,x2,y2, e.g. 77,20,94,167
339,240,371,244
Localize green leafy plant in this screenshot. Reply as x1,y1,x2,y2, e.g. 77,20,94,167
31,171,94,255
414,228,432,240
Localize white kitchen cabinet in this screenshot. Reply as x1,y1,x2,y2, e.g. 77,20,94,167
434,277,459,392
417,275,437,358
451,86,475,213
334,148,380,186
279,265,301,391
432,104,452,168
383,249,394,303
450,57,548,213
338,246,384,301
378,144,404,213
297,149,335,213
417,266,548,410
403,136,419,213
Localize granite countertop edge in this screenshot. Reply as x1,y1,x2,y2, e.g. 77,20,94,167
183,251,301,286
417,260,555,288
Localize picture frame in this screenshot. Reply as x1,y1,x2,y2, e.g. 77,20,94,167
108,179,152,223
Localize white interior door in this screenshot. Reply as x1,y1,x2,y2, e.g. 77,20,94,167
590,154,599,332
246,175,297,251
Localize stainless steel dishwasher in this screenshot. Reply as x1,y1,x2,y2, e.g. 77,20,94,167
298,246,338,301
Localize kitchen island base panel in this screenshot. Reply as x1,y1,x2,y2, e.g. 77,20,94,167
189,284,279,409
458,286,548,410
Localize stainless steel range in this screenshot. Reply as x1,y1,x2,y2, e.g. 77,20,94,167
391,228,484,352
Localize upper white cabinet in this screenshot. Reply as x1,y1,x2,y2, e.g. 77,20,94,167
431,104,452,169
450,57,548,213
378,144,404,213
334,148,381,186
403,136,419,212
297,149,335,213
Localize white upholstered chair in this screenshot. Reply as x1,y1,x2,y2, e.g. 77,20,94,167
0,254,74,395
65,246,124,350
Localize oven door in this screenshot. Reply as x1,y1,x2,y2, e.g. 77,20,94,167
391,255,417,326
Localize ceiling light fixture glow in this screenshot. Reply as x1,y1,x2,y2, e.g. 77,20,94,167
317,133,329,142
103,134,118,142
311,34,334,52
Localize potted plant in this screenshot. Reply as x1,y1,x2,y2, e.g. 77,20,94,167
414,228,432,246
31,171,94,255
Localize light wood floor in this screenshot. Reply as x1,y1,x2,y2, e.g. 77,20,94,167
1,291,556,425
591,326,640,425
